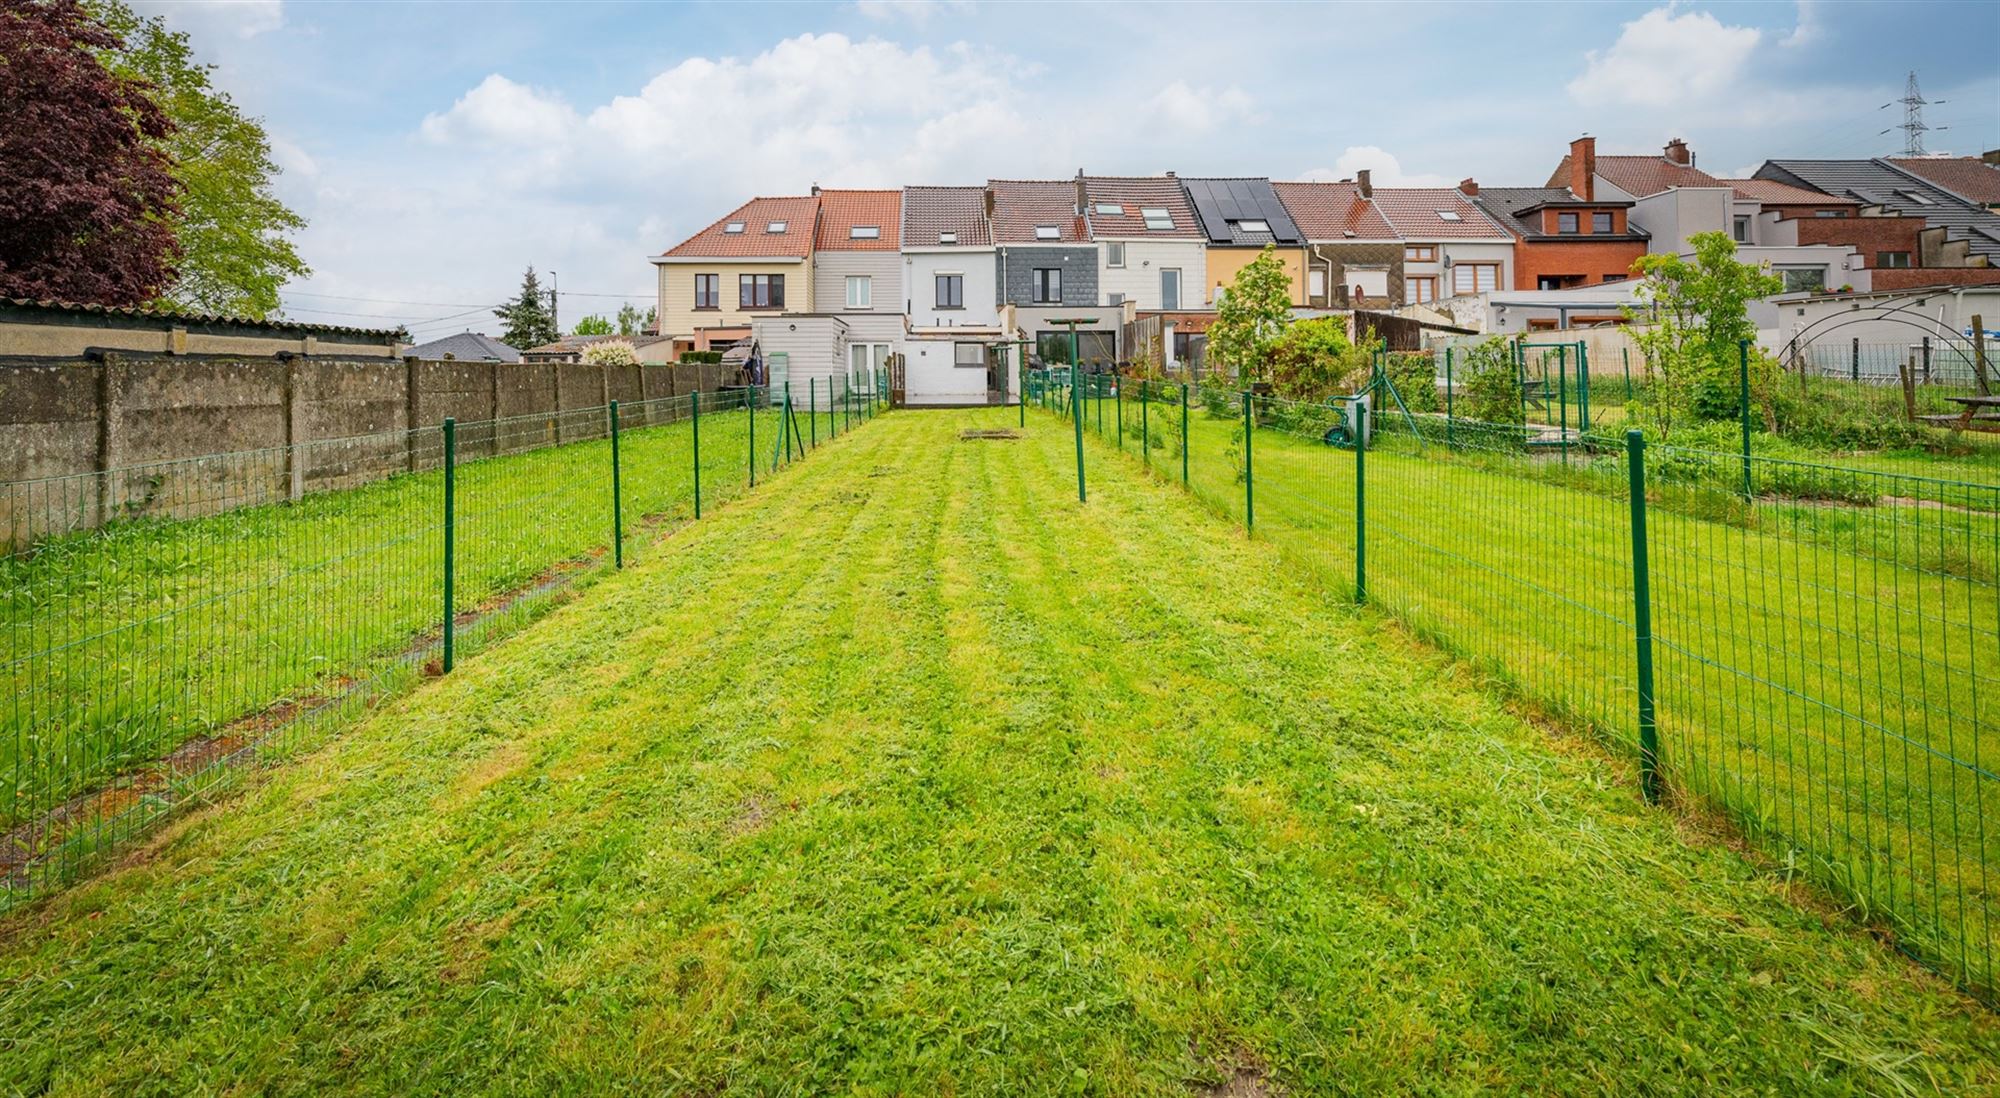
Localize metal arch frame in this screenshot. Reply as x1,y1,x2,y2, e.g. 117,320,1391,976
1778,289,1979,363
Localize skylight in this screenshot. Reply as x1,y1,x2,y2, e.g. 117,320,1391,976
767,221,788,233
1896,190,1935,205
1034,225,1060,240
1094,203,1123,215
724,221,746,234
1436,210,1463,221
939,231,957,245
1140,206,1174,230
1234,219,1271,234
850,226,881,239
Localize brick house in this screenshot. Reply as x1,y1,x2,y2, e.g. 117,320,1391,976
1466,173,1649,290
1270,177,1402,308
653,194,820,357
1753,158,2000,291
1367,184,1515,303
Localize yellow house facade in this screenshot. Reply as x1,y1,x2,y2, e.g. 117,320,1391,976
653,195,820,353
1203,245,1308,307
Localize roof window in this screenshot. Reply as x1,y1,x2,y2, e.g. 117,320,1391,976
1140,207,1174,230
767,221,788,233
1094,203,1123,215
723,221,746,234
1234,219,1271,234
1034,225,1061,240
939,231,957,244
1436,210,1462,221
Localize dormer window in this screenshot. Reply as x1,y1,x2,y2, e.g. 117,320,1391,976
939,231,957,245
850,226,880,239
1094,203,1122,215
1034,225,1060,240
1436,210,1462,222
766,221,788,234
1558,212,1579,233
724,221,746,234
1140,207,1173,230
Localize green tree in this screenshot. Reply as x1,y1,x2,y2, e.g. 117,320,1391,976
1625,232,1784,435
1265,317,1370,402
615,303,655,337
573,314,614,335
90,0,308,319
494,267,558,350
1207,244,1292,385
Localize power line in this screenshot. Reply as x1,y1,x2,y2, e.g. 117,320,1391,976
1880,70,1947,156
283,290,491,309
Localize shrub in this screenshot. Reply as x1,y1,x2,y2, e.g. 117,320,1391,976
1266,317,1371,402
1381,351,1439,413
678,350,724,365
582,340,638,366
1457,337,1523,425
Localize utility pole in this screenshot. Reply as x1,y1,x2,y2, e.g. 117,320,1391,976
1881,71,1947,157
548,270,560,334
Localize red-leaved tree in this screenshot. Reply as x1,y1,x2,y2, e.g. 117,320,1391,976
0,0,180,306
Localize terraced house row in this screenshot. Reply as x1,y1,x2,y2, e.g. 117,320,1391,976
650,136,2000,405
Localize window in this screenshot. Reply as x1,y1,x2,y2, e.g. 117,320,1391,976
1775,266,1826,294
1592,211,1614,233
1094,202,1123,215
1141,207,1174,230
1034,225,1061,240
1814,209,1845,218
1234,219,1271,234
1107,292,1124,306
766,220,788,234
850,226,880,240
739,273,784,308
1032,267,1061,304
935,273,963,309
1308,269,1326,299
845,275,872,309
723,221,745,234
694,273,719,309
954,342,987,369
1436,210,1462,222
1160,268,1181,310
1106,242,1125,268
1877,251,1913,268
1732,215,1751,243
939,231,957,244
1896,189,1935,206
1405,276,1437,304
1405,245,1435,262
1451,262,1498,295
1558,212,1580,233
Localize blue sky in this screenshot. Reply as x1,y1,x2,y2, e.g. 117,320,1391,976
136,0,2000,342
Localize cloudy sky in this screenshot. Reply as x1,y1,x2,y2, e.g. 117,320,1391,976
137,0,1999,343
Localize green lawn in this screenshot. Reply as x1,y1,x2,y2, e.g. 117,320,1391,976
2,389,846,854
1070,378,1998,998
2,408,1995,1094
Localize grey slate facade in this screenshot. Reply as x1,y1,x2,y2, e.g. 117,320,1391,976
996,246,1099,307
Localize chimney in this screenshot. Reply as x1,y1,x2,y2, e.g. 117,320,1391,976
1458,177,1479,197
811,183,821,196
1075,169,1087,216
984,187,996,219
1664,138,1691,166
1356,169,1372,198
1569,136,1596,201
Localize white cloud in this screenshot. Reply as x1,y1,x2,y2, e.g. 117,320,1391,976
269,135,318,179
1143,81,1256,134
854,0,972,22
134,0,284,39
420,74,579,146
1781,0,1820,48
1295,146,1449,187
1567,6,1761,108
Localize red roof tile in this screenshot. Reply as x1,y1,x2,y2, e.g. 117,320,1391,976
1887,158,2000,204
813,189,901,250
1366,187,1511,240
1271,181,1396,240
1547,153,1724,197
662,196,818,258
1081,175,1204,239
1718,178,1857,206
987,179,1087,244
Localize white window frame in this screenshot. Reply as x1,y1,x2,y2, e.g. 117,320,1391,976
938,231,957,245
723,221,745,234
954,342,987,369
1034,225,1061,240
846,275,872,309
1032,267,1062,304
1308,268,1326,299
1160,268,1181,311
934,272,964,309
1140,206,1173,230
766,220,788,234
1106,242,1125,268
1235,219,1270,234
1451,262,1498,295
850,226,880,240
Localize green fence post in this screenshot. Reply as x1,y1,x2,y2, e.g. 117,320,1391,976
809,377,818,449
609,401,623,568
782,382,794,465
1626,428,1661,803
1354,397,1366,606
1141,378,1150,467
1072,370,1088,504
1577,341,1591,433
748,386,757,488
1018,350,1025,428
441,417,456,673
1116,373,1124,449
1181,382,1190,487
1242,390,1254,537
1445,347,1455,449
691,390,702,519
1738,339,1753,499
1623,347,1633,400
1558,345,1570,465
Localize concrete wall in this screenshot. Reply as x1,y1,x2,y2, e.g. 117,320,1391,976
1098,240,1207,310
0,353,734,547
904,248,1001,328
0,304,403,360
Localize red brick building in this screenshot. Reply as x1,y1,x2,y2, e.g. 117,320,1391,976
1467,148,1650,291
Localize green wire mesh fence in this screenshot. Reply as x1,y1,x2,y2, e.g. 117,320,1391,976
2,375,884,907
1034,366,1999,1001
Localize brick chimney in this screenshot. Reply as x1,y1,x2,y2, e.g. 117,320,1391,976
1355,169,1372,198
1664,138,1691,166
1075,169,1087,216
983,187,995,219
1458,177,1479,197
1568,136,1596,201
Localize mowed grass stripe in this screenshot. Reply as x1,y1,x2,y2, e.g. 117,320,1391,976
1,409,1997,1095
